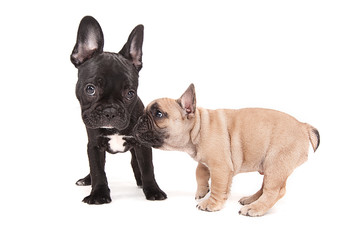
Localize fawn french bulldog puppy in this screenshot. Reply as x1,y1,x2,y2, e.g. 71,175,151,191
130,83,319,216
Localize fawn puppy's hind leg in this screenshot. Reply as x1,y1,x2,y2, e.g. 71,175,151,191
239,182,264,205
239,173,287,217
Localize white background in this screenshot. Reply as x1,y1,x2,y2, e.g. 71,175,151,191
1,0,359,239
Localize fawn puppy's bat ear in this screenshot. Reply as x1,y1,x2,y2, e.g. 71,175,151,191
177,84,196,118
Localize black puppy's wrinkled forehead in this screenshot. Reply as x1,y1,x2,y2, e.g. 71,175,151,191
78,52,139,89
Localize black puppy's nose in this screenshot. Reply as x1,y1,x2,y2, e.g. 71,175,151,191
103,107,117,119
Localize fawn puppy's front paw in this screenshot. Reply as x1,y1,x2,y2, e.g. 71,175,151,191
196,198,224,212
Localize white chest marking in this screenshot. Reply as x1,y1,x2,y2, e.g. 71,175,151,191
107,134,126,153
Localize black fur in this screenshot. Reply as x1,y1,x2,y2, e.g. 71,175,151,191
71,16,166,204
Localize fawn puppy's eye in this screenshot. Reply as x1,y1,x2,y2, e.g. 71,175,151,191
155,110,163,118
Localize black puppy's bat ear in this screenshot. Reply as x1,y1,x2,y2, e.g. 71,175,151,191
70,16,104,68
177,84,196,118
119,25,144,72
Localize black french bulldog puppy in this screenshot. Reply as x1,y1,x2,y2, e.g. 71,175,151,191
70,16,166,204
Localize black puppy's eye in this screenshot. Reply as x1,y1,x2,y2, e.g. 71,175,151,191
85,84,96,96
126,90,136,100
155,110,163,118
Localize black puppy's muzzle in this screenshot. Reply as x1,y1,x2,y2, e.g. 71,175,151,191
82,104,129,130
102,106,125,120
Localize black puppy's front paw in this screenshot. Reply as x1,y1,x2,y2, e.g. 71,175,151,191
122,136,141,152
143,186,167,201
82,186,111,204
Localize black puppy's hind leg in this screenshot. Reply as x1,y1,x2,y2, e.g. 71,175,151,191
130,149,143,187
76,173,91,186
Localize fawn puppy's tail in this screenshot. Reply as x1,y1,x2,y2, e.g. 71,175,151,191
306,124,320,152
